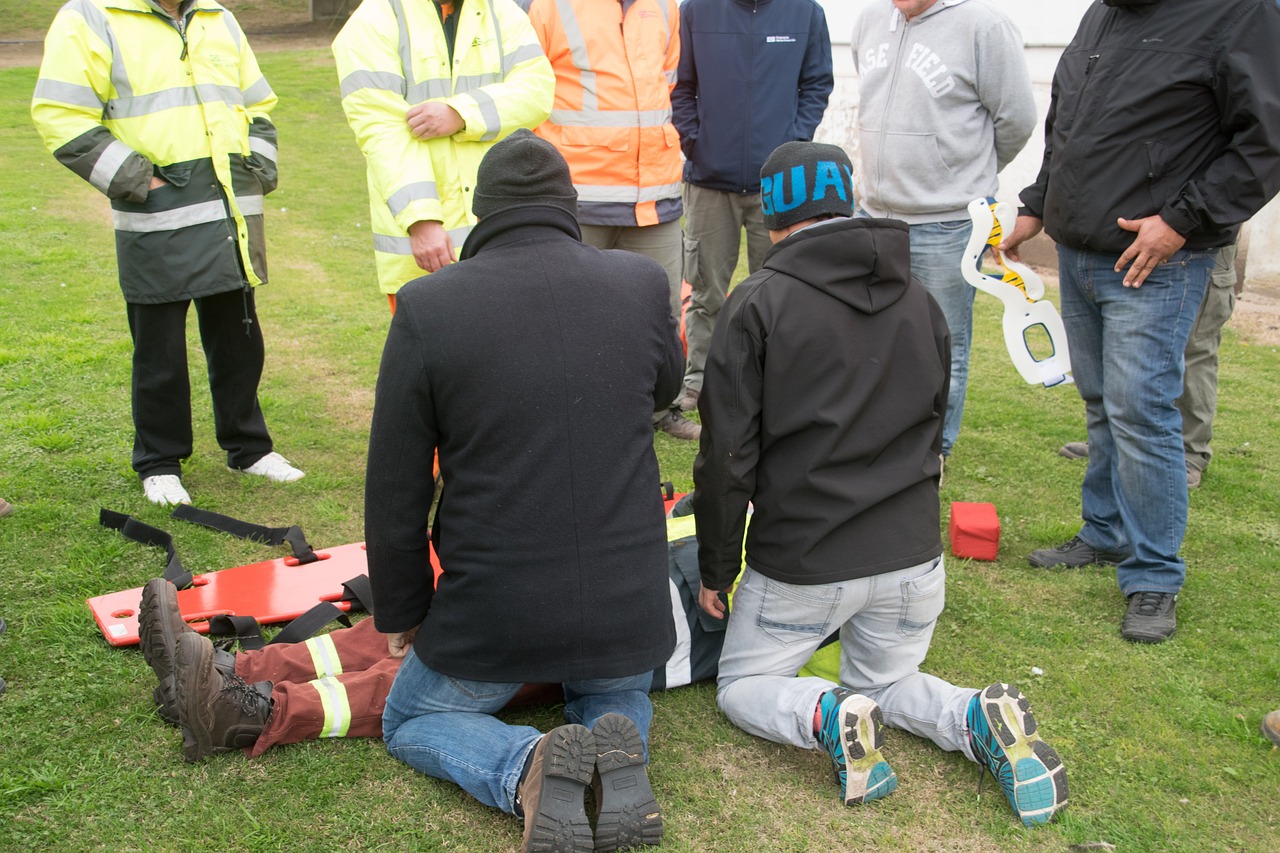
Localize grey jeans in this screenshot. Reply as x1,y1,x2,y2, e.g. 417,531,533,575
716,559,977,760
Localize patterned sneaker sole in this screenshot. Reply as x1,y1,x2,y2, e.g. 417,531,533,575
840,695,898,806
971,684,1068,826
593,714,662,851
527,726,596,853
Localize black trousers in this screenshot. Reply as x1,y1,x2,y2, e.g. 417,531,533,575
125,287,273,478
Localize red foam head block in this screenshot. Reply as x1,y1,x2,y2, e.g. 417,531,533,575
949,501,1000,561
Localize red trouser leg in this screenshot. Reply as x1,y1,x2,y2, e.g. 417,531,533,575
235,617,390,684
247,655,401,757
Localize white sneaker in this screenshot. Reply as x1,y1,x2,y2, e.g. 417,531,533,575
233,451,305,483
142,475,191,506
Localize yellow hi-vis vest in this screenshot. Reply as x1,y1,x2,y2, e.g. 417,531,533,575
333,0,556,295
526,0,683,228
31,0,277,303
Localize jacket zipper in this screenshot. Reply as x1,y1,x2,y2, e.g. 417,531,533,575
875,13,910,218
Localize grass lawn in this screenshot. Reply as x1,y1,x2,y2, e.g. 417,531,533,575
3,49,1280,852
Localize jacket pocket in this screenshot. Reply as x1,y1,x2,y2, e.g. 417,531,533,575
858,127,956,214
557,124,631,152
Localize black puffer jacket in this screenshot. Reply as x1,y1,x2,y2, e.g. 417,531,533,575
365,203,682,683
694,217,949,590
1020,0,1280,253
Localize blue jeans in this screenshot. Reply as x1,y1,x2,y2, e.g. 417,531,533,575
382,649,654,814
1057,244,1216,595
856,212,974,455
716,560,977,760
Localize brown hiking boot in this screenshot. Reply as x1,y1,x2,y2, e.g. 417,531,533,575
173,632,272,762
675,387,700,413
139,578,234,726
592,714,662,851
516,725,595,853
655,410,701,441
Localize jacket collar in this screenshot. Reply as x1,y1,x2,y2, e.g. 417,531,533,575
460,205,582,260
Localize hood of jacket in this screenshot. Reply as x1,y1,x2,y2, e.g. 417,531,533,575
760,216,912,315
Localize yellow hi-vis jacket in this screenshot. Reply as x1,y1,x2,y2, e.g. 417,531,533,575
524,0,682,228
31,0,278,304
333,0,555,295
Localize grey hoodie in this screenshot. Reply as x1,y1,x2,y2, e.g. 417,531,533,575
851,0,1036,223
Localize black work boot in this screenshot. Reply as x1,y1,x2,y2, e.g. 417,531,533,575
173,632,272,761
139,578,234,726
1121,591,1177,644
1028,535,1128,569
592,714,662,851
516,725,595,853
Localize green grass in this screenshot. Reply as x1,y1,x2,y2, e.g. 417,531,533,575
4,52,1280,852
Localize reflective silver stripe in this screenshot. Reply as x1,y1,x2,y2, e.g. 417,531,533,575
221,12,242,50
576,182,681,203
112,200,227,233
654,0,671,39
549,108,672,128
66,0,112,43
665,70,677,85
489,0,509,78
315,676,349,738
33,79,104,110
389,0,414,97
374,233,412,255
506,43,544,68
235,194,265,216
106,84,245,119
454,72,502,93
471,90,501,141
341,70,407,100
241,77,273,107
406,79,454,103
387,181,440,216
89,139,134,193
198,83,246,107
374,225,473,254
553,0,597,112
248,135,277,162
65,0,134,99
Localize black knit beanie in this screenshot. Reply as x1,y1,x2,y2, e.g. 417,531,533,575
472,128,578,219
759,141,855,231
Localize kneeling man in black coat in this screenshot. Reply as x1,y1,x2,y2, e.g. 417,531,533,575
364,129,682,853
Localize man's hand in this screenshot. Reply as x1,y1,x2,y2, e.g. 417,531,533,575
996,214,1043,263
1115,215,1186,288
408,219,456,272
698,584,729,620
386,627,419,659
148,176,167,190
406,102,464,140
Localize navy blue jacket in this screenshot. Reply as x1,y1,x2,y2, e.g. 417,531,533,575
672,0,833,193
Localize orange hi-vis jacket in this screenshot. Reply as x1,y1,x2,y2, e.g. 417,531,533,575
524,0,683,227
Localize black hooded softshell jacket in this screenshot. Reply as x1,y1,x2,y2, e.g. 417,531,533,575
694,217,950,591
1020,0,1280,253
364,203,682,683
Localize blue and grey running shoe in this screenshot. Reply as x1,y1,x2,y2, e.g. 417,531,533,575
967,683,1068,826
818,687,898,806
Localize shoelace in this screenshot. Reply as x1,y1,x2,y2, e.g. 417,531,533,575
1130,591,1169,616
219,673,270,720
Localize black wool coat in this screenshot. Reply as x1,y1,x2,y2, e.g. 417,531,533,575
364,203,682,683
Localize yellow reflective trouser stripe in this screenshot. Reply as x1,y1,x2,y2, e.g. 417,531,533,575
313,676,352,738
305,634,344,678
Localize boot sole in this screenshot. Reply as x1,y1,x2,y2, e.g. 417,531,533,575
526,725,595,853
592,714,662,851
140,578,184,726
174,633,216,762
